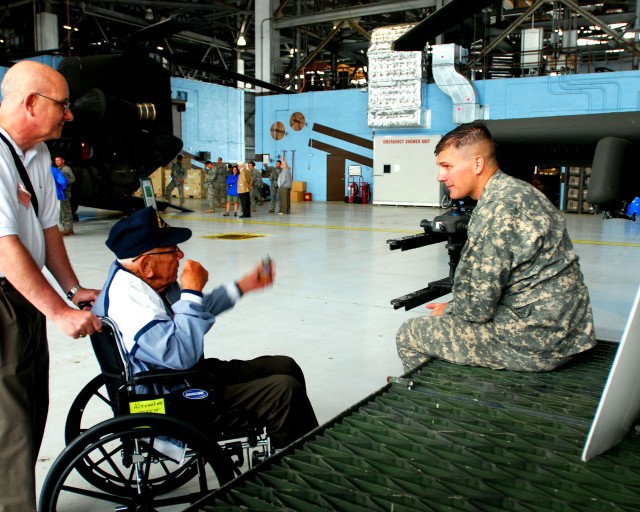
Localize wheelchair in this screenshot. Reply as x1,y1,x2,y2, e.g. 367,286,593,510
39,317,271,511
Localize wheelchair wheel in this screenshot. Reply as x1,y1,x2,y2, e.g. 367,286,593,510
65,374,114,444
39,413,235,512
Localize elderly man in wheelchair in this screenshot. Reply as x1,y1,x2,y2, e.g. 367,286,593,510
39,207,318,511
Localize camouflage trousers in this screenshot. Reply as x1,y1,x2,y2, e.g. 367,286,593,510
269,182,279,211
396,312,575,374
59,198,74,232
205,183,215,208
165,181,184,203
251,185,263,206
214,182,226,207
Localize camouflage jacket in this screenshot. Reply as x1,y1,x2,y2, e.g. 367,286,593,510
264,165,281,183
251,168,263,189
203,166,216,184
449,170,596,354
170,161,186,181
213,163,227,183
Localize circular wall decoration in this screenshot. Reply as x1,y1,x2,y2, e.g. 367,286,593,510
289,111,306,131
270,121,286,140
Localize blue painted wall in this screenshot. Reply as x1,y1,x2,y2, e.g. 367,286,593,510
171,77,245,164
255,89,373,201
257,70,640,201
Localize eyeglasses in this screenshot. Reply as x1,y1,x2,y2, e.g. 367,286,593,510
132,247,181,262
34,92,71,114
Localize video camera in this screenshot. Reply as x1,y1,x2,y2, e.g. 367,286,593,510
387,200,473,310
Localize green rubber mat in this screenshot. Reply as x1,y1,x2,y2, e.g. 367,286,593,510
190,342,640,511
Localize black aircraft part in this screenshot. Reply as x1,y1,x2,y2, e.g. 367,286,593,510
46,54,183,212
484,112,640,185
393,0,495,51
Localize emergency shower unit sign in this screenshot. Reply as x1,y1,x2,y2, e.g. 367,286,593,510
373,135,441,206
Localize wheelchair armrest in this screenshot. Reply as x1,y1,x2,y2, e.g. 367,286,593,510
127,369,209,388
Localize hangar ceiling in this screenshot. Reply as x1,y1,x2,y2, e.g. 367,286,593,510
1,1,638,92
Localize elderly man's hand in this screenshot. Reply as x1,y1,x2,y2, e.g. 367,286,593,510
237,259,276,295
180,260,208,292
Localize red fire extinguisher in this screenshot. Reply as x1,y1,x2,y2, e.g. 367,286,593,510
361,183,370,204
348,181,359,203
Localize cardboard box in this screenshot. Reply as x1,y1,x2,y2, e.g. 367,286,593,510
290,191,305,202
292,181,307,192
566,200,579,212
567,187,580,200
165,168,205,198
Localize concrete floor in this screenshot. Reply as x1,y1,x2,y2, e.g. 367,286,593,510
35,198,640,500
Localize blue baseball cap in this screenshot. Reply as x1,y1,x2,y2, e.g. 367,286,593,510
106,206,192,259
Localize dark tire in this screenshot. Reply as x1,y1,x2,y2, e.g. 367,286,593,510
39,414,235,512
64,375,114,445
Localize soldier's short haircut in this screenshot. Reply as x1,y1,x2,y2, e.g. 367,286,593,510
205,160,212,165
435,121,495,160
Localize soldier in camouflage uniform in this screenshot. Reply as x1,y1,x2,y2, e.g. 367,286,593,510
396,122,596,373
165,154,187,206
213,157,227,208
264,158,282,213
249,161,264,211
55,155,76,236
202,160,216,213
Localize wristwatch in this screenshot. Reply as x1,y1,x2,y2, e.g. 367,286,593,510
66,284,81,300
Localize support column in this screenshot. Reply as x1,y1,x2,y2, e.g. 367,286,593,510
255,0,280,92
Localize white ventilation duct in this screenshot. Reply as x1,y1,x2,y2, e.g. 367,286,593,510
431,44,480,124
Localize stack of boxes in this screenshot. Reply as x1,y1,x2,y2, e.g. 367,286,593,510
133,154,206,199
291,181,307,202
565,166,591,213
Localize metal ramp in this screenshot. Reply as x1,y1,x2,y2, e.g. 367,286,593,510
190,342,640,511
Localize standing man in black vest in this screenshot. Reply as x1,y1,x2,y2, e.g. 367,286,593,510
0,60,102,511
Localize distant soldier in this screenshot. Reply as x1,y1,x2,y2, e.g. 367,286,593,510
213,157,227,208
249,161,264,210
203,160,216,213
165,154,187,206
264,157,283,213
55,155,76,236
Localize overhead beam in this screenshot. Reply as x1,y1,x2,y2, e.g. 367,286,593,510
393,0,495,51
273,0,436,30
81,5,234,51
68,0,242,12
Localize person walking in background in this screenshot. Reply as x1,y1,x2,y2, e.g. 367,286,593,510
165,154,186,206
203,160,216,213
249,161,264,212
277,156,292,215
223,165,240,217
238,161,252,218
213,157,227,208
0,59,102,512
265,157,282,213
55,155,76,236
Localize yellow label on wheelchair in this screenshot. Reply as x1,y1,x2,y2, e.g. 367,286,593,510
129,398,166,414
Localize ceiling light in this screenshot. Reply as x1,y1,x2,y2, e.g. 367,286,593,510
237,35,247,47
145,8,154,21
